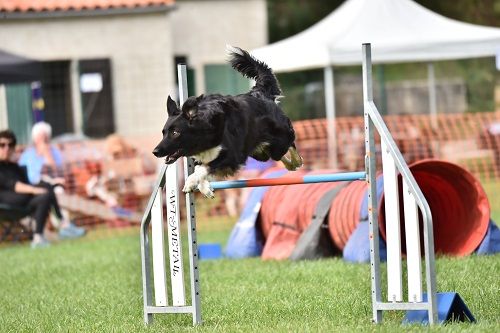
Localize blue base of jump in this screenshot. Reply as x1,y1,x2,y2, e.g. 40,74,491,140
403,292,476,324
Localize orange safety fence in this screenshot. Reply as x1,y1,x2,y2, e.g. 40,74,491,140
292,111,500,181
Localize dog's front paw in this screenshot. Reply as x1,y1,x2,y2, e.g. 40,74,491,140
200,188,215,199
182,185,193,193
198,179,215,199
183,174,199,193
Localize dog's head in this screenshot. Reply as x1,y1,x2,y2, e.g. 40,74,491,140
152,95,225,164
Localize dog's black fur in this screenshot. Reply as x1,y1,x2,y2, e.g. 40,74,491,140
153,46,302,196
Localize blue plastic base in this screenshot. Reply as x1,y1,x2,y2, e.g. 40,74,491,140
404,292,476,324
476,220,500,254
198,243,223,260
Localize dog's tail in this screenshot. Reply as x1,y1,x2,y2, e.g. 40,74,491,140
227,45,282,101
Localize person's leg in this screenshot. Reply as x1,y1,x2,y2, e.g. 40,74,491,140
85,175,118,207
35,182,86,238
26,192,52,247
224,188,240,217
28,194,51,234
36,182,63,219
0,191,50,246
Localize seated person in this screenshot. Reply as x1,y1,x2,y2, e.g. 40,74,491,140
18,121,64,185
0,130,84,248
86,134,156,211
19,121,71,226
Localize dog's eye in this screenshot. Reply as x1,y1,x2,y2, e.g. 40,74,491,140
170,129,180,138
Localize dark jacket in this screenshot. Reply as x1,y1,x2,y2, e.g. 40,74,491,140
0,161,29,191
0,161,32,206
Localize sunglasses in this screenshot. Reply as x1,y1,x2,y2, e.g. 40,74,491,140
0,142,15,149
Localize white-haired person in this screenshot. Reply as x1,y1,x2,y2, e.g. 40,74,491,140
0,130,84,248
19,121,63,185
18,122,85,239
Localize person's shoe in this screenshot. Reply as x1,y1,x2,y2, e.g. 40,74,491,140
59,222,86,239
67,222,86,236
31,237,50,249
112,206,133,218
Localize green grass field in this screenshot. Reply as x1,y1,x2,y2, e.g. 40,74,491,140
0,183,499,332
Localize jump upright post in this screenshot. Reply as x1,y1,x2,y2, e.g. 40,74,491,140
140,44,438,326
140,64,201,325
362,43,437,324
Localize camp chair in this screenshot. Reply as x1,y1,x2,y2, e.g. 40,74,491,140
0,203,33,242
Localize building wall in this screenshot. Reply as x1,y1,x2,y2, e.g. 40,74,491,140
0,0,268,137
171,0,268,94
0,12,174,137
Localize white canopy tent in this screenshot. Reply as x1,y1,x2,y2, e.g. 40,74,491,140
252,0,500,167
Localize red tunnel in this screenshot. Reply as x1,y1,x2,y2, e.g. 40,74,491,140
259,160,490,259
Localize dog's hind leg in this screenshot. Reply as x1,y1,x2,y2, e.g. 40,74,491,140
289,144,303,167
280,146,303,171
251,142,271,161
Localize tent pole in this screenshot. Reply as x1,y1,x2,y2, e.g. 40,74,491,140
427,62,437,129
324,66,337,169
0,85,8,129
377,65,387,115
70,59,83,136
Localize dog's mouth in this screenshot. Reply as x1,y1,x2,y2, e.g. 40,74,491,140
165,150,182,164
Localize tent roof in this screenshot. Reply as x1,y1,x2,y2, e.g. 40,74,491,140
0,49,41,84
252,0,500,72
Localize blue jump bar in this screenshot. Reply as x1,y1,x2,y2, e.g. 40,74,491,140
210,171,366,190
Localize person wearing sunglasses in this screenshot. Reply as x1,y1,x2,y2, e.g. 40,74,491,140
0,129,85,248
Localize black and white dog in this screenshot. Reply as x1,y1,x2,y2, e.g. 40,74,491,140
152,46,302,198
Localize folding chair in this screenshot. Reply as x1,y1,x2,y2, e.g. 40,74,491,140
0,203,33,242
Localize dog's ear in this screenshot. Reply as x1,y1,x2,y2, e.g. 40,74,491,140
183,108,198,121
166,95,181,117
182,95,201,121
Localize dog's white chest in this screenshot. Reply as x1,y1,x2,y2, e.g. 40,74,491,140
192,145,222,164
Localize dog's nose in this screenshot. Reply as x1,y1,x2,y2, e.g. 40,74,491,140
152,147,161,157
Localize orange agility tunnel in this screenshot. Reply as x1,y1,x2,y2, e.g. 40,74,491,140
379,159,491,256
258,160,491,259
